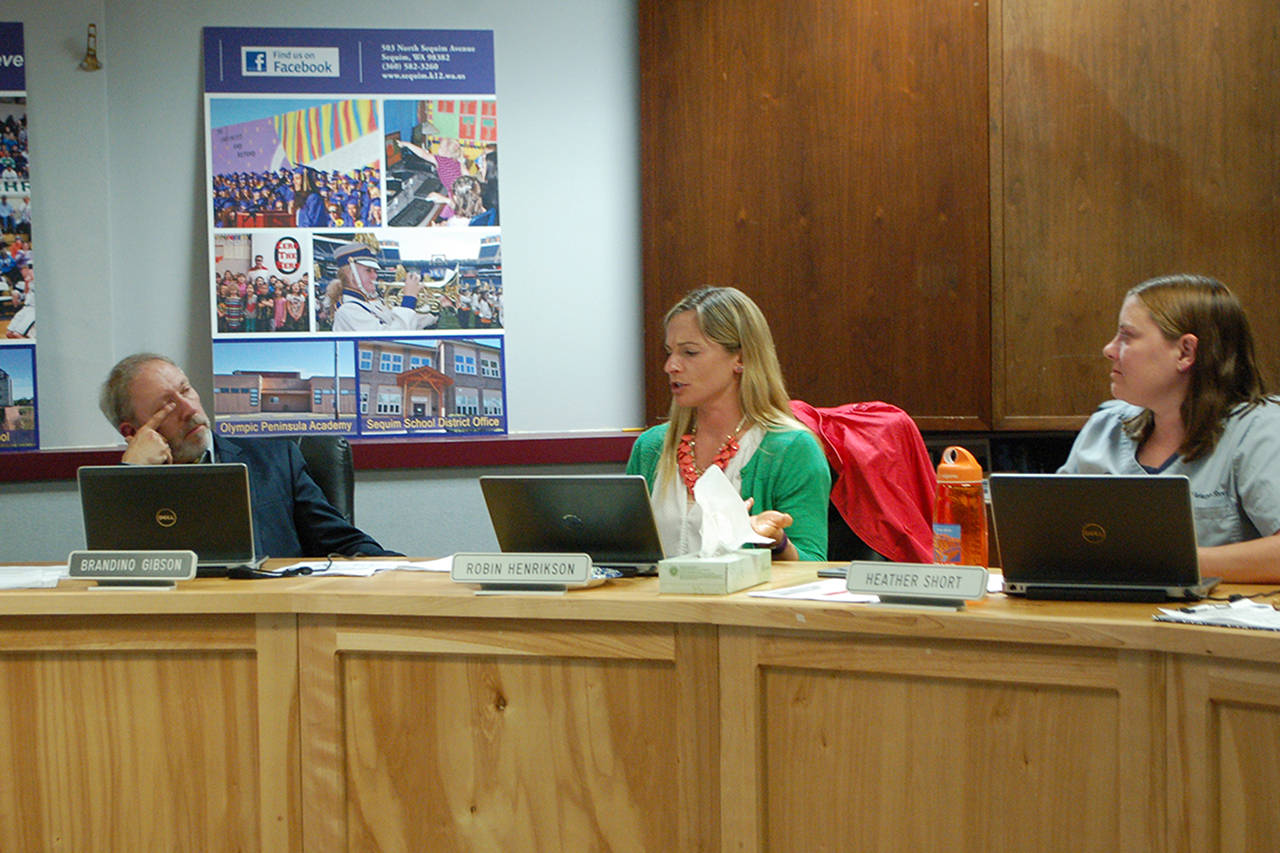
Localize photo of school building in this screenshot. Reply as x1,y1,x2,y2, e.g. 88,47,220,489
213,369,358,417
357,337,504,424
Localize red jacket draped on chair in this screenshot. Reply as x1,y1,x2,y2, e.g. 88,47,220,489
790,400,936,563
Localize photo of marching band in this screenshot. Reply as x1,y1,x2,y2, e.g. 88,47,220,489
311,231,501,335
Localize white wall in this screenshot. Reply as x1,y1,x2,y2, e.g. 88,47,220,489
0,0,643,562
4,0,641,447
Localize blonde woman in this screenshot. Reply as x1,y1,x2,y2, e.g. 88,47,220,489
626,286,830,560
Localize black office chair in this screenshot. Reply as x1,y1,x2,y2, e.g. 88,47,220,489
292,435,355,524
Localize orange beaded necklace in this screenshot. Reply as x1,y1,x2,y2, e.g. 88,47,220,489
676,416,749,495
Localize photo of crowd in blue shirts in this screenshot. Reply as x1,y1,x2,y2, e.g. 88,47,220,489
208,97,383,230
0,98,32,342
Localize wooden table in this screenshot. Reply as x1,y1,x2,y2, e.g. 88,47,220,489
0,564,1276,851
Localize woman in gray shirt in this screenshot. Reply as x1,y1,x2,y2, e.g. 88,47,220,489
1060,274,1280,583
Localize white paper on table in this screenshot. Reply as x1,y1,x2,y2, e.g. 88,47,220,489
749,578,878,603
386,556,453,572
1156,598,1280,631
0,564,69,590
272,558,452,577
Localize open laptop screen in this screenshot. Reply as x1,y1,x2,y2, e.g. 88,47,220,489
78,464,258,575
479,474,665,575
990,473,1216,600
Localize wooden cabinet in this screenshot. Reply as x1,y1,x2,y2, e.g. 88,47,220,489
640,0,1280,431
995,0,1280,429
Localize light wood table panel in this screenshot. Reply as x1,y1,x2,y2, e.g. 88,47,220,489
721,629,1163,851
0,611,299,852
1168,656,1280,853
1,566,1277,852
299,614,718,852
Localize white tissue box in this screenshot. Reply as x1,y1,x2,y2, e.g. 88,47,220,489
658,548,771,595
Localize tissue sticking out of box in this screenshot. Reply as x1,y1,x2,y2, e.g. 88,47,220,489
693,466,773,557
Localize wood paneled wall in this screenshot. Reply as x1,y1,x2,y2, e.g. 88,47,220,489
639,0,991,429
995,0,1280,428
640,0,1280,431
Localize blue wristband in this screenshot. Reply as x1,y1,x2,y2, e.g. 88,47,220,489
770,532,790,555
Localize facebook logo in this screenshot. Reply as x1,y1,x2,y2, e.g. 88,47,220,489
243,50,267,74
240,45,340,78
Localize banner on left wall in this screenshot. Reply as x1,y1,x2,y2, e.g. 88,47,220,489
0,21,35,451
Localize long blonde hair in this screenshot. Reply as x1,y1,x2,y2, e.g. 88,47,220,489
659,286,805,481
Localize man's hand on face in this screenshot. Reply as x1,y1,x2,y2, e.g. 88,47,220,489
121,400,176,465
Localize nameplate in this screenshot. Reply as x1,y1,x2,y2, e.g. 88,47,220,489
845,560,988,609
451,553,593,591
68,550,197,588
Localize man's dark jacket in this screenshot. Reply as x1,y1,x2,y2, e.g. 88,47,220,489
215,435,395,559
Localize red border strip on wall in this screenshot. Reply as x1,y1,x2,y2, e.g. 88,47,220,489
0,432,638,483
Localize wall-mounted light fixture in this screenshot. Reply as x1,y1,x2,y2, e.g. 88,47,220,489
79,24,102,71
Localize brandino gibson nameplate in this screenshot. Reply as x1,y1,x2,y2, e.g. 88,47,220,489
451,552,593,592
845,560,988,609
68,550,197,588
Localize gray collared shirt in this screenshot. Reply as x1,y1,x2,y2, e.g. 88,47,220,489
1060,398,1280,546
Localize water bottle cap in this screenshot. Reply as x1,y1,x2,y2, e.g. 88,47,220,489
937,446,983,483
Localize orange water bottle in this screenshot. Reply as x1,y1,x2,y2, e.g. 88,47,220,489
932,446,988,567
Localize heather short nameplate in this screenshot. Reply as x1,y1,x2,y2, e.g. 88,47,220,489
845,560,988,610
68,550,197,588
451,552,593,593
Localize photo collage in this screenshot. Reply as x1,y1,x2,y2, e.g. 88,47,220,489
204,28,503,437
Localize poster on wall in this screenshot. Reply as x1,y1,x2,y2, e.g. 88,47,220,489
0,21,35,451
202,27,504,439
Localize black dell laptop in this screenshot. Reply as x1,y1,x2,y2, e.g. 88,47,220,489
479,474,665,576
78,464,264,576
990,473,1219,601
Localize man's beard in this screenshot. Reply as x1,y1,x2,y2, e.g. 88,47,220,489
171,415,213,463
